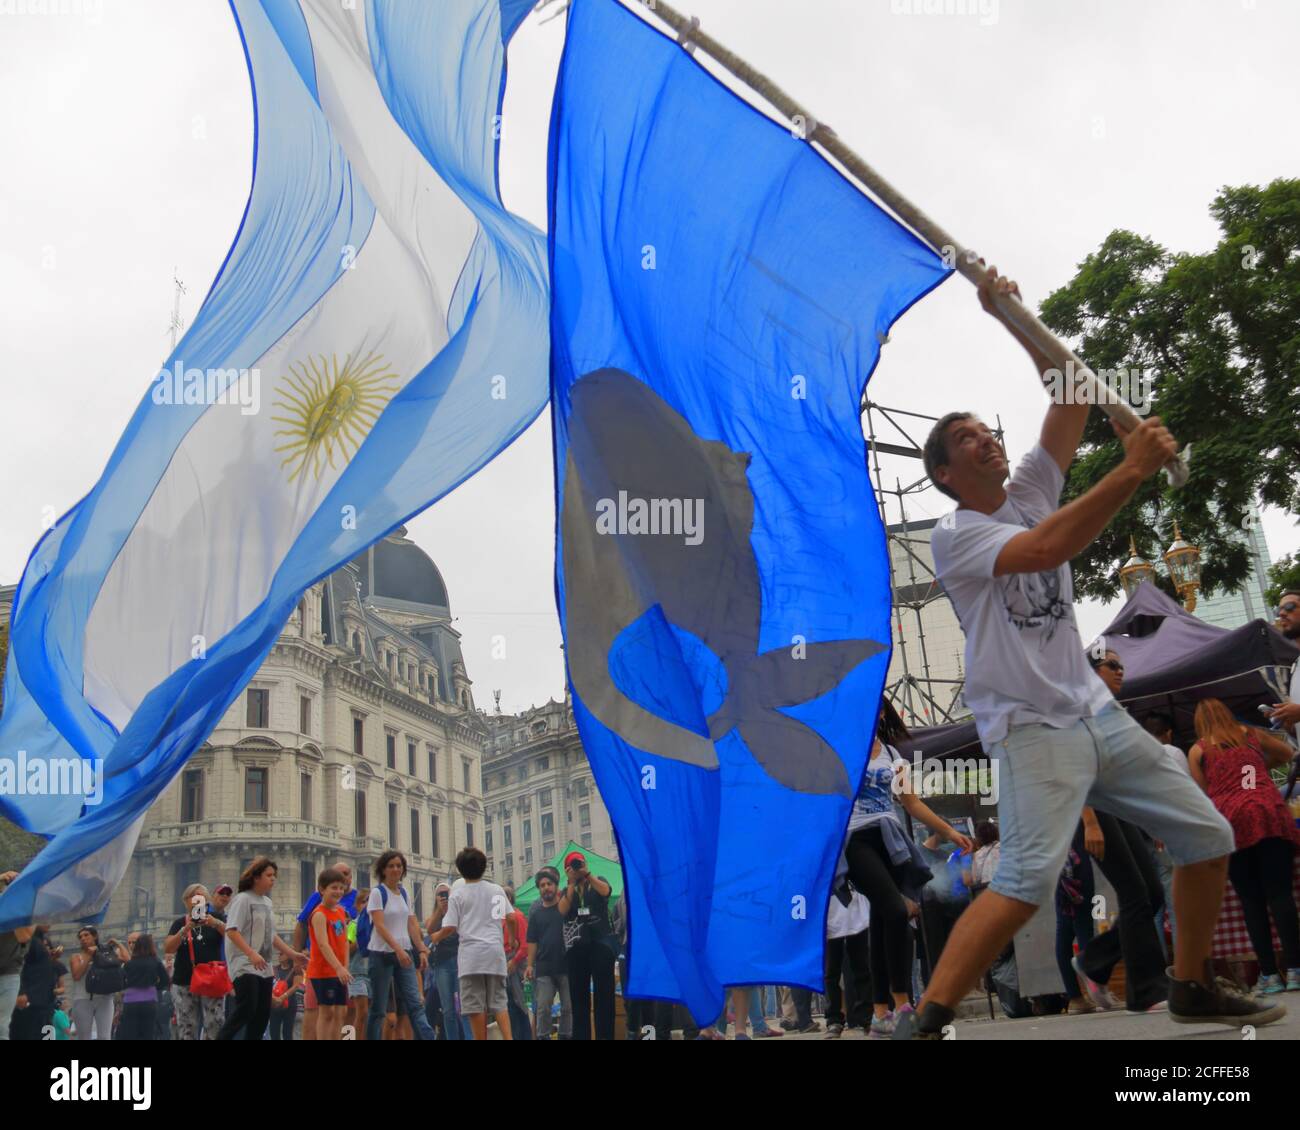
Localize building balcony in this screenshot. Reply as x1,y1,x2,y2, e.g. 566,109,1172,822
142,818,341,848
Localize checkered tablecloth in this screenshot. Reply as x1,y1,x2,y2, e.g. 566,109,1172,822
1210,854,1300,961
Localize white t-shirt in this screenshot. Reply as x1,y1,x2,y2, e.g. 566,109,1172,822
443,880,508,978
226,892,276,979
931,443,1114,747
971,843,1000,885
366,885,414,953
1163,743,1190,774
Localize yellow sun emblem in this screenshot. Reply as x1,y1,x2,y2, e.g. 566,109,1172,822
272,351,400,482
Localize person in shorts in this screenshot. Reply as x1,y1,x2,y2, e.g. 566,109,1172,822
429,847,510,1040
893,265,1283,1038
306,868,352,1040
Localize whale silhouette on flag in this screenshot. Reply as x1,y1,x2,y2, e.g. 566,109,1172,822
562,368,885,797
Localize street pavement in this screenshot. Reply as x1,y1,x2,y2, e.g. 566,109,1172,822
771,1000,1300,1041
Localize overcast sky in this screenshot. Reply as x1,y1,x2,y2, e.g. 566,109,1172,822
1,0,1296,714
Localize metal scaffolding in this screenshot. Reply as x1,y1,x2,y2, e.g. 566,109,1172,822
863,399,1004,730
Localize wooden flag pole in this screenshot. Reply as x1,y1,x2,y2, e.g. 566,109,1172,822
630,0,1190,486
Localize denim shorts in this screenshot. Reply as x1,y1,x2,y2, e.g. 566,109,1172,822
988,702,1234,907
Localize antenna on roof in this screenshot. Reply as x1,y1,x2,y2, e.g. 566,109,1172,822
493,689,502,715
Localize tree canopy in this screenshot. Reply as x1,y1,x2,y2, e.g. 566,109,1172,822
1039,178,1300,602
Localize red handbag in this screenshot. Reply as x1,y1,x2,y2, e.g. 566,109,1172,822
187,930,234,998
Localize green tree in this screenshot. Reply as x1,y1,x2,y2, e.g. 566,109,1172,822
1038,179,1300,601
1265,554,1300,611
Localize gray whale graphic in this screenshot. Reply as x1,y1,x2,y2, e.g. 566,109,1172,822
560,369,885,798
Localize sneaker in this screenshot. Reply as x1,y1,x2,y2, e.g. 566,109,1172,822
1072,954,1120,1010
1067,997,1098,1015
753,1025,783,1038
1287,969,1300,992
868,1011,896,1039
890,1007,942,1041
1169,963,1287,1027
1256,973,1285,995
793,1019,821,1034
824,1022,844,1039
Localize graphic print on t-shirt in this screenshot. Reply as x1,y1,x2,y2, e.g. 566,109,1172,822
997,559,1070,641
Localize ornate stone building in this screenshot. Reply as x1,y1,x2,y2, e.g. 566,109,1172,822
99,528,489,937
481,695,618,892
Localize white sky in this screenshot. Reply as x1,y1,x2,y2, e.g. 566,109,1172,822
1,0,1296,713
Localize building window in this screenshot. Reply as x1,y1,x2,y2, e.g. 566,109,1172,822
353,716,364,757
412,882,423,922
579,804,591,829
408,741,417,777
581,833,593,848
539,789,552,809
503,825,513,849
462,759,471,792
541,812,554,837
386,733,396,770
298,599,308,639
465,821,474,848
301,860,315,906
351,631,361,655
525,847,533,864
543,841,554,859
532,720,547,735
505,853,513,871
428,748,437,782
486,829,494,853
299,695,311,736
484,810,492,826
244,767,268,814
246,688,269,728
355,790,367,837
300,772,312,822
388,803,398,847
518,765,528,783
537,757,549,771
180,769,203,823
431,814,440,859
410,809,421,855
175,861,200,902
576,779,589,798
523,819,531,844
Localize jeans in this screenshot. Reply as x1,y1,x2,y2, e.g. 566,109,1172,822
789,987,813,1028
217,974,273,1040
989,703,1234,907
367,952,436,1041
534,973,571,1039
268,1000,296,1040
1055,899,1096,998
1078,813,1168,1009
0,973,19,1040
747,985,768,1033
431,960,471,1039
1153,841,1176,959
567,940,616,1041
71,994,116,1040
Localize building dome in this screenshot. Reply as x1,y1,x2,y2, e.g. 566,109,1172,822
351,526,449,612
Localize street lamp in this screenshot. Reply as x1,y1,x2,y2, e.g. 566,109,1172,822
1118,536,1156,601
1163,520,1203,612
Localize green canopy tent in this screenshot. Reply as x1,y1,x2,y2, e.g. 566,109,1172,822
513,841,623,916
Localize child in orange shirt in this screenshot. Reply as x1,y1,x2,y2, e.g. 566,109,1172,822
306,868,353,1039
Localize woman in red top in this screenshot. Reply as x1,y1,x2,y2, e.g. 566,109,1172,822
1189,698,1300,993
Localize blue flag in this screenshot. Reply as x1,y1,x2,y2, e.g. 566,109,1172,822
0,0,545,931
550,0,950,1021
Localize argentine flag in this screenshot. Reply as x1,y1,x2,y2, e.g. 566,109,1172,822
0,0,546,930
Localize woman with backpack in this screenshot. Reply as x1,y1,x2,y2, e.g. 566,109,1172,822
69,926,128,1040
365,851,437,1040
117,934,169,1040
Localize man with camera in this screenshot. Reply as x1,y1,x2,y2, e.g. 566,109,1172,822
557,850,616,1040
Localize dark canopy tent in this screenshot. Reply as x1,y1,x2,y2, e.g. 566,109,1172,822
898,581,1298,760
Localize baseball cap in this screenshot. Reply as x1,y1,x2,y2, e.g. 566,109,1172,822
564,851,586,869
213,884,234,896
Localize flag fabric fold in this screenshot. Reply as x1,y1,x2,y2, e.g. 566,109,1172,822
549,0,950,1021
0,0,548,931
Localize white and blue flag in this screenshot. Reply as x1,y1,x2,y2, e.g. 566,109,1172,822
0,0,546,930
